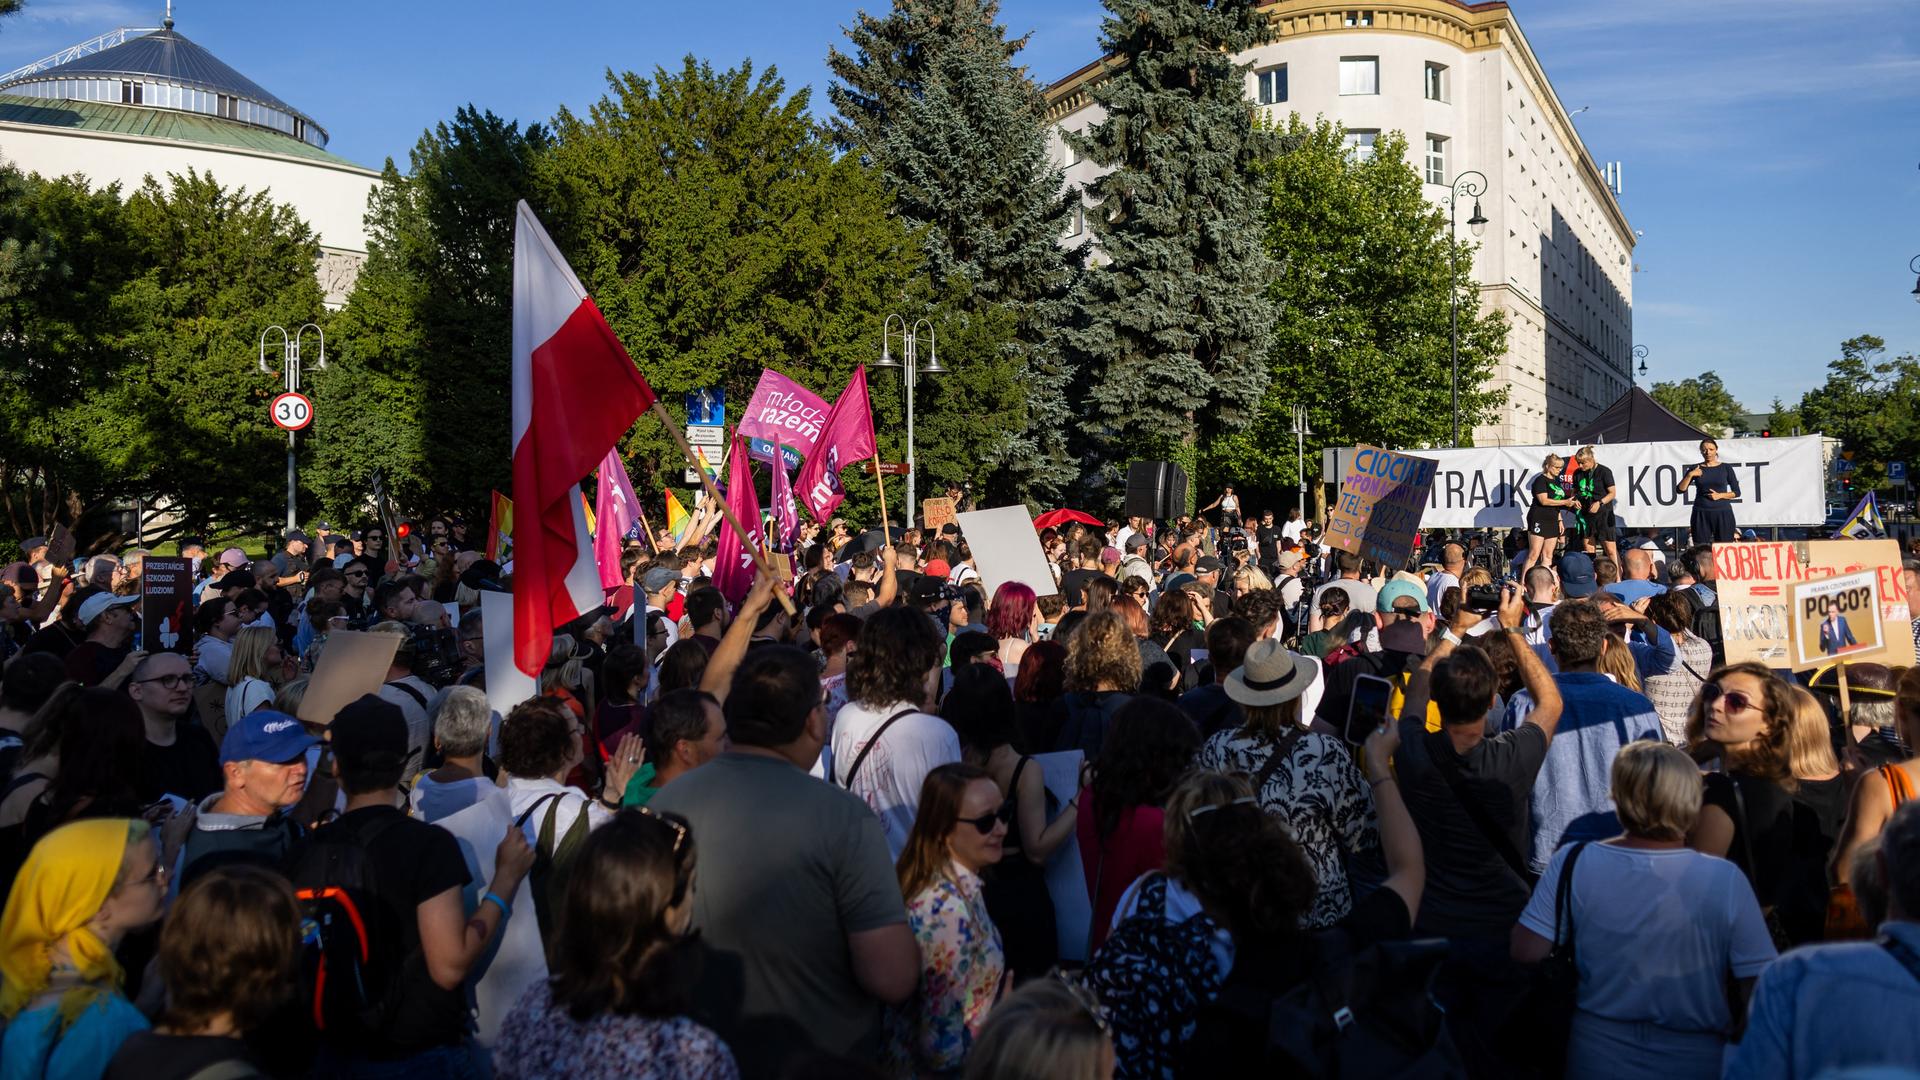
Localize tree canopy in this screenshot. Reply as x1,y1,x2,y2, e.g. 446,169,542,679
1649,371,1745,438
1798,335,1920,494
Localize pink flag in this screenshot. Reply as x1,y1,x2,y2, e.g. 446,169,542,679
712,435,764,607
797,365,876,522
511,201,655,676
737,369,830,456
593,448,644,591
769,436,799,553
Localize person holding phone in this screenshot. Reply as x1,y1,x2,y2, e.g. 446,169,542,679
1677,438,1741,545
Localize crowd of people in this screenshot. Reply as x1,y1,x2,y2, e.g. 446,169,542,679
0,480,1918,1080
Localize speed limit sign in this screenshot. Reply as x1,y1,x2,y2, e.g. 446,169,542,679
271,392,313,431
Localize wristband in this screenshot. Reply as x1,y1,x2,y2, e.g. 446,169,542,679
482,891,511,918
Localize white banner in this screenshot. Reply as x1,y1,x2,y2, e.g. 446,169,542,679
1324,436,1827,529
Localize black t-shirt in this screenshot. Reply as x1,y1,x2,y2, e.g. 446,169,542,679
1395,719,1548,937
1575,464,1616,516
105,1031,258,1080
1059,567,1108,609
64,640,132,686
1255,524,1280,563
138,725,224,804
1703,771,1795,909
21,622,80,659
322,805,472,1058
1527,474,1566,522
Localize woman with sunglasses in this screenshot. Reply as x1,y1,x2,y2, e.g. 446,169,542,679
493,809,735,1080
1683,662,1802,944
888,763,1010,1076
0,819,167,1080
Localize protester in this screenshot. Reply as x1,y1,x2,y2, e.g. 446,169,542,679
1052,610,1141,760
832,606,961,857
12,688,149,857
410,685,496,821
126,651,223,804
1637,591,1708,745
1077,697,1198,954
1514,741,1774,1078
492,809,736,1080
1524,453,1576,573
190,596,243,685
962,978,1112,1080
177,709,313,885
620,689,727,807
1832,665,1920,897
63,592,140,687
0,820,164,1079
102,864,300,1080
1176,615,1254,737
223,626,286,723
987,581,1041,672
889,763,1008,1075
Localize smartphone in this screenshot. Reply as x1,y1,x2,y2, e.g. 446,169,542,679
1346,673,1395,744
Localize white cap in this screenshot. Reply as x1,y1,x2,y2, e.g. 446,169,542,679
78,592,138,627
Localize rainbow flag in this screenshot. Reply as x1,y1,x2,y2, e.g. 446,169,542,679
665,488,691,543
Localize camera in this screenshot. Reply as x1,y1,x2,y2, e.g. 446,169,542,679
1465,583,1503,613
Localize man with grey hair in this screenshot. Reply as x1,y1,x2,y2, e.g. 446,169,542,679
1729,799,1920,1073
1605,547,1667,606
411,684,495,822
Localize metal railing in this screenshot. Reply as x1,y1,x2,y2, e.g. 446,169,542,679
0,27,162,89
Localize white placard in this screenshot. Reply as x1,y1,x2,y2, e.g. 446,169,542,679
481,590,540,720
429,787,544,1048
954,505,1059,598
1324,435,1828,529
1034,750,1091,962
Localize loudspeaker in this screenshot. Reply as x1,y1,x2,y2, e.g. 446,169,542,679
1124,461,1188,520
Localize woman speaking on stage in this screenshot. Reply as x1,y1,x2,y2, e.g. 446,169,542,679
1678,438,1740,545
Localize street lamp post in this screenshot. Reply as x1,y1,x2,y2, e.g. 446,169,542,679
1632,344,1650,384
1448,171,1489,448
1909,255,1920,304
1290,404,1313,518
258,323,324,531
874,315,943,522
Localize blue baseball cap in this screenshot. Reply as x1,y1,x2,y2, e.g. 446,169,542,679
220,709,317,765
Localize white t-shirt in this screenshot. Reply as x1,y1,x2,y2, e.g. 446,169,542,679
1519,842,1775,1033
829,699,962,859
1426,571,1460,613
506,775,612,848
1281,519,1307,543
378,676,437,776
224,677,273,723
195,635,233,684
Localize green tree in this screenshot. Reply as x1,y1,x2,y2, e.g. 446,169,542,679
1200,118,1507,509
1800,335,1920,491
830,0,1080,503
537,58,925,523
1650,371,1745,438
313,107,548,523
1060,0,1275,509
1767,396,1803,438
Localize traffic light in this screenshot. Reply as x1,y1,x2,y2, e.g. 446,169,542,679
1842,476,1853,491
396,522,412,539
1760,429,1771,438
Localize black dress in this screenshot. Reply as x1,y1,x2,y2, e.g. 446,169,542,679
982,756,1060,980
1688,462,1741,543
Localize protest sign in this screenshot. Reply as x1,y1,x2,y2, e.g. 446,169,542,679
481,590,540,722
1325,436,1828,529
921,497,957,533
1325,445,1436,569
44,524,75,568
955,505,1058,598
737,369,829,456
1034,750,1091,961
1714,539,1913,669
139,556,194,653
297,630,401,727
1788,570,1886,670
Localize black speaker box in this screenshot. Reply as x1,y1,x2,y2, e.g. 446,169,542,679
1124,461,1188,520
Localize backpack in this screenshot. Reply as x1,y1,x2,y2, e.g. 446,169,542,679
1079,873,1225,1080
1687,585,1724,665
1185,927,1463,1079
288,811,408,1045
520,792,593,948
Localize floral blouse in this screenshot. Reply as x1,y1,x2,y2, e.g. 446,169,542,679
493,980,739,1080
891,863,1006,1076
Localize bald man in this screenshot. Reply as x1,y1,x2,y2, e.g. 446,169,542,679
1606,548,1668,606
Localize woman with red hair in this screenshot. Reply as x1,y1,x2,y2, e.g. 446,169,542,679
987,581,1041,671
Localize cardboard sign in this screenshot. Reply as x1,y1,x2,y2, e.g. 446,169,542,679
1788,570,1886,670
1713,539,1913,669
922,497,957,533
297,629,401,727
954,505,1058,598
481,591,540,722
139,556,194,653
44,524,75,568
1325,445,1437,570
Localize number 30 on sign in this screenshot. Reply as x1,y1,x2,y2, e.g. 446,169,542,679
271,392,313,431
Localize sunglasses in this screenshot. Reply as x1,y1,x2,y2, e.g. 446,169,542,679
1053,972,1112,1034
1188,795,1258,821
1701,683,1757,715
635,807,691,858
956,807,1011,835
135,673,191,689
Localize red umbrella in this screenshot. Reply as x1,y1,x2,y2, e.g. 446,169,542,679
1032,509,1105,531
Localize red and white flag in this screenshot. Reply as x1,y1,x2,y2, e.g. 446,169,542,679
797,364,876,522
511,200,655,677
712,435,764,608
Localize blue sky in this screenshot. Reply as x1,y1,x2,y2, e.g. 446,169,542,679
5,0,1916,414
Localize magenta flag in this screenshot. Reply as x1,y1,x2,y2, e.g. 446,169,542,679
712,435,764,607
738,369,830,456
797,365,876,522
592,448,644,592
769,436,799,553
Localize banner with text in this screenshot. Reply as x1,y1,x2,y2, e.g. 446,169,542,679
1325,435,1827,529
139,557,194,653
1326,445,1437,569
1713,539,1913,669
737,369,829,458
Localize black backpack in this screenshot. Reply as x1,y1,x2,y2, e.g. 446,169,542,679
1687,585,1725,666
1184,927,1463,1079
287,812,407,1044
1080,873,1225,1080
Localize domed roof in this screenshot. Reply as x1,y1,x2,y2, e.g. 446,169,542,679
0,26,327,147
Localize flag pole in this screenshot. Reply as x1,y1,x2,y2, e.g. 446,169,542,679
649,401,796,615
635,505,660,554
868,394,890,538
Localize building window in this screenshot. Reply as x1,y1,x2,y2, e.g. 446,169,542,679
1425,62,1448,102
1256,65,1287,105
1339,57,1378,96
1066,204,1085,238
1425,134,1448,185
1344,129,1379,162
120,80,142,104
293,117,305,141
1344,10,1373,26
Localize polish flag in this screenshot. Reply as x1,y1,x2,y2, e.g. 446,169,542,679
512,201,655,676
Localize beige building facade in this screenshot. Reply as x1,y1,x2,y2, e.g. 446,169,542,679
1045,0,1635,446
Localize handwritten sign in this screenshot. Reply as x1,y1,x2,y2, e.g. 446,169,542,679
1788,570,1886,670
1325,445,1437,570
922,497,957,533
1713,539,1913,669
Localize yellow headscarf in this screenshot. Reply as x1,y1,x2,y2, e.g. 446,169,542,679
0,818,140,1024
